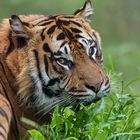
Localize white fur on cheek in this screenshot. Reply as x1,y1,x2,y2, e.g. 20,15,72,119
86,88,96,97
97,82,109,98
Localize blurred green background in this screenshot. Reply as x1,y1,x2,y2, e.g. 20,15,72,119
0,0,140,92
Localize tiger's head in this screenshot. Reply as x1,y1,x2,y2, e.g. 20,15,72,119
9,0,110,113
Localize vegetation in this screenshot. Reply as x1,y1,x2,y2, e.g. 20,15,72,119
21,67,140,140
0,0,139,139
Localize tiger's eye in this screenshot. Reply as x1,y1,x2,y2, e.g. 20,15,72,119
89,46,95,55
58,58,66,64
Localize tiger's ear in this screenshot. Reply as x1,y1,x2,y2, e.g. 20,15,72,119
74,0,93,21
9,15,33,39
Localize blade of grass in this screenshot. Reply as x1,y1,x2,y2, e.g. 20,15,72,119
107,132,140,140
124,77,140,89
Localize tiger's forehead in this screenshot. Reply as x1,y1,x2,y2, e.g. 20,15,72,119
35,15,84,26
35,15,98,52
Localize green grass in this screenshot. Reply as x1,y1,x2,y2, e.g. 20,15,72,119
103,42,140,93
24,69,140,140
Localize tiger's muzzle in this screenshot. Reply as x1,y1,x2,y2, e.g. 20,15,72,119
65,58,111,104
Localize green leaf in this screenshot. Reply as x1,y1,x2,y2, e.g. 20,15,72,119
94,130,108,140
64,107,75,119
51,106,62,129
64,120,74,137
64,137,78,140
99,122,111,129
28,129,45,140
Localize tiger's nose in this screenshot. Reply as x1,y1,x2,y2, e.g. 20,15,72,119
85,81,103,94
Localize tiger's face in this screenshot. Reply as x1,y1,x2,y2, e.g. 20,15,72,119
10,0,110,113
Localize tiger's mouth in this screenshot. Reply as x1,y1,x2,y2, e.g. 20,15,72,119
47,87,110,100
67,88,110,105
76,95,101,105
69,93,101,102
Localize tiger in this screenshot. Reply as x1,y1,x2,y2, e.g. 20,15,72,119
0,0,110,139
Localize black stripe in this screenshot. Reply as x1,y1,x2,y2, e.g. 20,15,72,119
56,32,65,40
44,55,49,75
47,78,60,87
0,62,7,76
0,132,6,140
48,15,58,20
37,19,50,24
60,41,67,48
82,39,88,45
70,27,82,33
47,25,56,35
63,16,75,19
0,124,7,134
39,21,53,26
64,28,73,39
105,79,110,86
70,21,82,27
64,46,68,54
61,20,70,26
42,87,60,98
33,50,42,80
79,42,85,49
17,38,27,48
52,63,63,75
54,51,63,56
0,107,10,124
42,79,60,98
42,87,54,98
43,43,50,52
40,28,46,41
75,34,84,39
22,22,30,27
56,19,62,28
14,31,24,35
5,31,14,57
1,99,11,115
36,17,55,25
63,75,72,89
102,86,110,93
56,19,69,28
43,43,53,56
